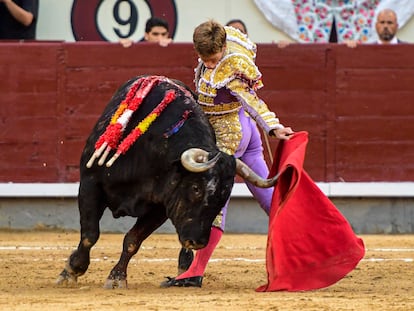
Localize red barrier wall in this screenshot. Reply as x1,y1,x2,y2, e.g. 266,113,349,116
1,42,414,182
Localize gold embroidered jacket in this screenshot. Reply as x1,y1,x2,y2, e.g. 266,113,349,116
194,26,283,155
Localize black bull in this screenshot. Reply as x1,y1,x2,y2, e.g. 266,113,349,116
57,75,278,288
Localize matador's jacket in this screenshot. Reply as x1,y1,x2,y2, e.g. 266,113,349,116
194,26,283,229
194,26,284,156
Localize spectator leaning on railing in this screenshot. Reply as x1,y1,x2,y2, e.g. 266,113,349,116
346,9,406,48
119,16,172,48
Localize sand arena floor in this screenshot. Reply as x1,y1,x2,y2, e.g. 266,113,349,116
0,230,413,311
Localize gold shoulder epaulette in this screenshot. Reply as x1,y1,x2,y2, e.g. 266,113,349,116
210,53,262,88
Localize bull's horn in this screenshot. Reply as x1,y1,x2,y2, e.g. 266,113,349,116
181,148,220,172
236,158,281,188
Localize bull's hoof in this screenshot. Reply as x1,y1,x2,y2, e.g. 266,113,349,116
103,277,128,289
56,269,78,286
160,276,203,288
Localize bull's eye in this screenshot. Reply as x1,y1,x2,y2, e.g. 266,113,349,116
192,184,201,195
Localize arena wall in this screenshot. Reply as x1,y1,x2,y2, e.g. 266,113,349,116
1,42,414,233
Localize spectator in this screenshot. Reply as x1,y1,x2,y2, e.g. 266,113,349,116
226,19,248,35
161,20,293,288
120,16,172,48
0,0,38,40
227,18,292,52
346,9,403,48
375,9,402,44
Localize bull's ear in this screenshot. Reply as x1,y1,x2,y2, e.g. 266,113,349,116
165,152,182,165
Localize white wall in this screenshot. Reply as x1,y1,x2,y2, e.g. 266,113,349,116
172,0,293,43
37,0,74,41
38,0,411,44
398,14,414,42
37,0,290,42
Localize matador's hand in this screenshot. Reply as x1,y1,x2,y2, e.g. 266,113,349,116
272,127,294,140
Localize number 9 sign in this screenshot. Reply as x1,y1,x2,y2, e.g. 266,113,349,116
71,0,177,41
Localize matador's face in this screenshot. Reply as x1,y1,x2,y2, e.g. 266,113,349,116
199,45,226,69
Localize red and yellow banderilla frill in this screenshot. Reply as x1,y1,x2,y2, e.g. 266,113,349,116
86,76,176,168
